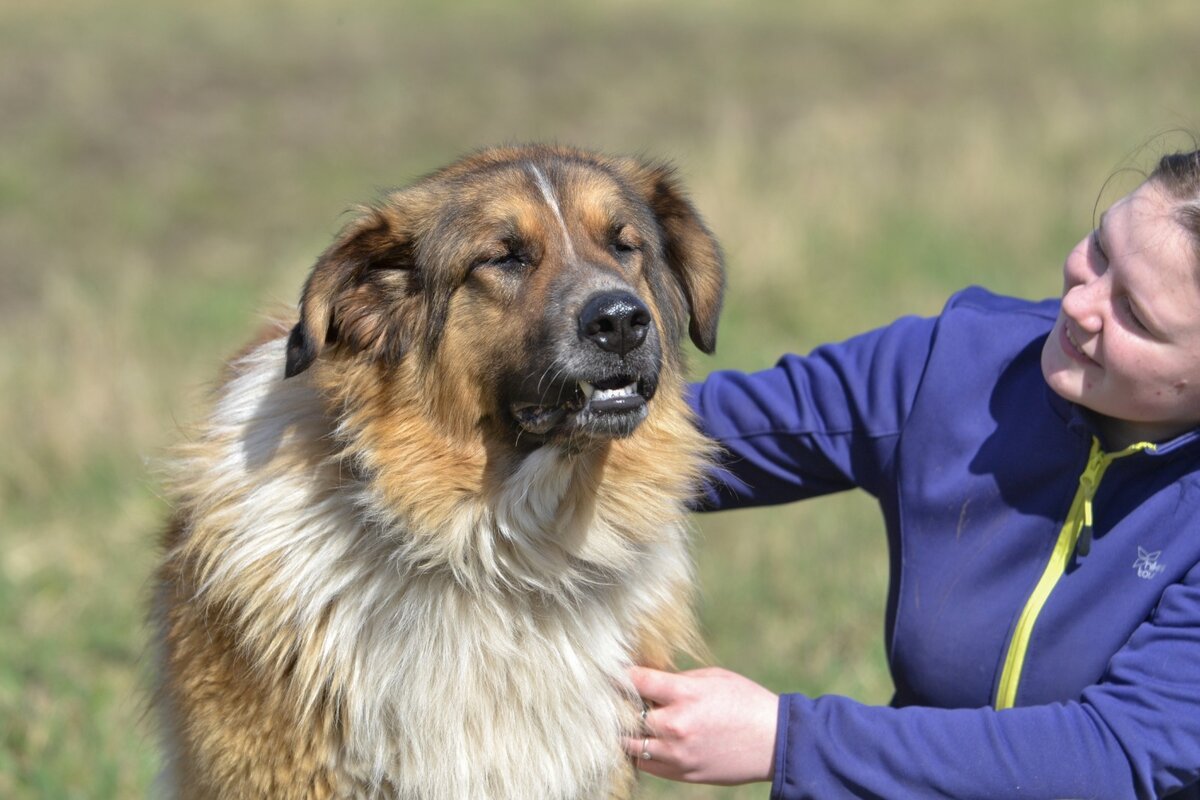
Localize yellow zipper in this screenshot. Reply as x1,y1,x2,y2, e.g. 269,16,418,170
993,436,1155,710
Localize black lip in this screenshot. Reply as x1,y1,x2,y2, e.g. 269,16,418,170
508,374,656,440
587,393,646,413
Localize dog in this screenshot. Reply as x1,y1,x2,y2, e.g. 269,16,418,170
153,144,725,799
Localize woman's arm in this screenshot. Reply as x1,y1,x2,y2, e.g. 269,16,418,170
691,313,939,511
629,566,1200,798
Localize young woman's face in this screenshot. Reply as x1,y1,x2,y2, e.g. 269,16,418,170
1041,180,1200,447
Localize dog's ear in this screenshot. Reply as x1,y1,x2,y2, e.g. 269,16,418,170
619,159,725,354
284,204,415,378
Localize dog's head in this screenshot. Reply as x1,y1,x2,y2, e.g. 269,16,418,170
284,145,723,449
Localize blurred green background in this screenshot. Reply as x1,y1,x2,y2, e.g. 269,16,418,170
3,1,1198,797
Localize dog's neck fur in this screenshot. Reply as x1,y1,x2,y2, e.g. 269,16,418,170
167,336,707,797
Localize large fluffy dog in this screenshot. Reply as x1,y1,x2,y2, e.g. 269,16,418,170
154,145,724,799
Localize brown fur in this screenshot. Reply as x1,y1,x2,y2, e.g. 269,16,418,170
154,145,724,799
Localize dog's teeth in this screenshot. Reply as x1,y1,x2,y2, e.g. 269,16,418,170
591,382,639,402
580,381,595,400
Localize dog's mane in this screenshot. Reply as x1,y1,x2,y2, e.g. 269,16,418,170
163,333,710,796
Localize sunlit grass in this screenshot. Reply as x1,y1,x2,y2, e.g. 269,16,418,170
3,1,1199,796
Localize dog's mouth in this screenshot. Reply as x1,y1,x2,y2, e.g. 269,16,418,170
509,375,654,441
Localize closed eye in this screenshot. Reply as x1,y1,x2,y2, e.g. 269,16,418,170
1092,229,1156,336
485,253,526,269
1123,297,1147,329
471,239,533,272
609,225,643,259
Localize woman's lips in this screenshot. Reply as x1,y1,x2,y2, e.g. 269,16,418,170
1060,320,1100,367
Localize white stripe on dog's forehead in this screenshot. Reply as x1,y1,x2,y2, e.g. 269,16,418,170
529,165,578,263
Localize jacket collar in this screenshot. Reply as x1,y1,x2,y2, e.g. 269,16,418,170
1044,380,1200,456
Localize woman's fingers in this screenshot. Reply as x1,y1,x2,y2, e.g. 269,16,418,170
628,664,683,707
625,667,685,779
623,733,678,779
625,666,779,786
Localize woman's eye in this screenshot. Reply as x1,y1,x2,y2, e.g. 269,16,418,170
1124,298,1148,332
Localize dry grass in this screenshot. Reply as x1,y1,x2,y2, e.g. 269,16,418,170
2,1,1199,796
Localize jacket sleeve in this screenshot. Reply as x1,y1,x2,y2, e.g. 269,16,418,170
689,313,938,510
772,563,1200,799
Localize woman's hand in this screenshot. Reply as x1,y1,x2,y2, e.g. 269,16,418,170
625,665,779,785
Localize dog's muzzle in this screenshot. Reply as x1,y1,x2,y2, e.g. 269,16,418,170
508,290,661,443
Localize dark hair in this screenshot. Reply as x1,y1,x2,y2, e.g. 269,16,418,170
1149,150,1200,245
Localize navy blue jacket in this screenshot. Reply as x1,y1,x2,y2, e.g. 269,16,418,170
691,288,1200,798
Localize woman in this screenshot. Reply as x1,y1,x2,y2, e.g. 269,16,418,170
628,151,1200,798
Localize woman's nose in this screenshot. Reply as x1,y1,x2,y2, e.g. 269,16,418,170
1062,277,1106,333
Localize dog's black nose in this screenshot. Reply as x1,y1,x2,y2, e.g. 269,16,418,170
579,291,651,357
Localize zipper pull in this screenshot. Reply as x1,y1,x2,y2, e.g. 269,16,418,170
1073,439,1154,559
1073,444,1104,559
1077,496,1094,557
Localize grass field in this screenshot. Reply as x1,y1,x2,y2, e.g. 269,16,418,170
3,1,1199,797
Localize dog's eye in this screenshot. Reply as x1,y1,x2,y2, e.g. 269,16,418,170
472,245,529,273
486,253,526,269
609,226,642,259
